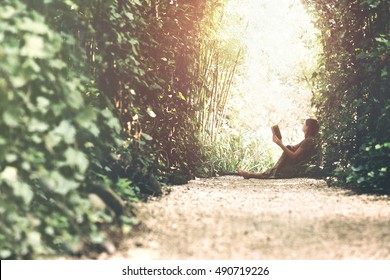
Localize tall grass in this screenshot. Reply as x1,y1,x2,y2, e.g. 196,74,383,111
194,44,242,143
201,126,279,175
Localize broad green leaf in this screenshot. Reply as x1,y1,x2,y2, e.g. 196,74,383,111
0,6,17,20
5,153,17,163
381,68,388,78
12,181,34,205
18,17,49,34
90,231,104,244
0,166,17,181
10,76,26,88
75,107,99,136
46,171,79,195
0,250,12,259
29,118,50,133
88,124,100,137
375,37,388,43
48,59,67,70
64,83,84,109
101,109,121,132
36,96,50,114
44,131,62,151
21,162,31,171
31,134,43,144
44,121,76,151
147,108,156,118
64,147,89,173
3,110,19,127
142,133,153,141
125,12,134,21
45,226,55,236
55,120,76,144
23,58,41,73
20,35,46,58
27,231,42,248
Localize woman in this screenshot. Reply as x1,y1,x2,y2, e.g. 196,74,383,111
238,119,320,179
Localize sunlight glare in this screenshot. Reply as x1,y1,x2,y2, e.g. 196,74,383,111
220,0,320,143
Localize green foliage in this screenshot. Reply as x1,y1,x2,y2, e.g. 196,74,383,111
345,142,390,193
303,0,390,193
0,0,125,259
140,0,206,181
0,0,219,259
78,0,204,185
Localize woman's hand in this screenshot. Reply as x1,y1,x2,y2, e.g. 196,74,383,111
272,134,283,146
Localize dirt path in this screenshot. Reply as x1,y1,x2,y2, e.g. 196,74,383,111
104,176,390,260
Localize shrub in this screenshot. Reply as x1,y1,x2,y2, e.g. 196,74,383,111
0,0,121,258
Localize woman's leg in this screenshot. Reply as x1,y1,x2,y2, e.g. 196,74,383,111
238,148,295,179
238,169,268,179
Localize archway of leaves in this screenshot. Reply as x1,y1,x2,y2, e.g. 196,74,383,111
1,0,388,259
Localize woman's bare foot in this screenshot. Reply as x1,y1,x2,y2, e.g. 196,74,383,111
238,168,268,179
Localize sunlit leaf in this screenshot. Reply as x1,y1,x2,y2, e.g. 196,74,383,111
64,83,84,109
178,91,186,101
55,120,76,144
13,181,34,205
21,35,46,58
90,231,104,244
17,17,49,34
36,96,50,114
0,6,17,20
10,76,26,88
5,153,17,163
147,108,156,118
64,147,89,174
142,133,153,141
44,131,62,151
29,118,50,132
3,110,19,127
0,166,18,181
46,171,80,195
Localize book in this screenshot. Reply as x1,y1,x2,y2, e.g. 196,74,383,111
271,125,282,140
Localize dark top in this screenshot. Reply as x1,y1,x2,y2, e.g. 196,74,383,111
293,136,317,165
264,136,318,178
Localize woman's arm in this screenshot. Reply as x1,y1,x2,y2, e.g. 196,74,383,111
272,134,304,159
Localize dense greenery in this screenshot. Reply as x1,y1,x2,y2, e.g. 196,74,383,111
0,0,217,259
304,0,390,192
0,0,123,258
2,0,388,260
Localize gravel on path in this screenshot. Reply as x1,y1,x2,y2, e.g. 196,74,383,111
103,176,390,260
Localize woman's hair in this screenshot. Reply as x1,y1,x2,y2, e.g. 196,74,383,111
305,119,319,137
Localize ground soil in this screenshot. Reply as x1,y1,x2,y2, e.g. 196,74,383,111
102,176,390,260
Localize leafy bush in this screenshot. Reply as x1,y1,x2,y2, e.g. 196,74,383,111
303,0,390,193
0,0,223,259
0,0,122,259
342,142,390,193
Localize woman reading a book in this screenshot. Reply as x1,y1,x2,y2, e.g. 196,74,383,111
238,119,320,179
